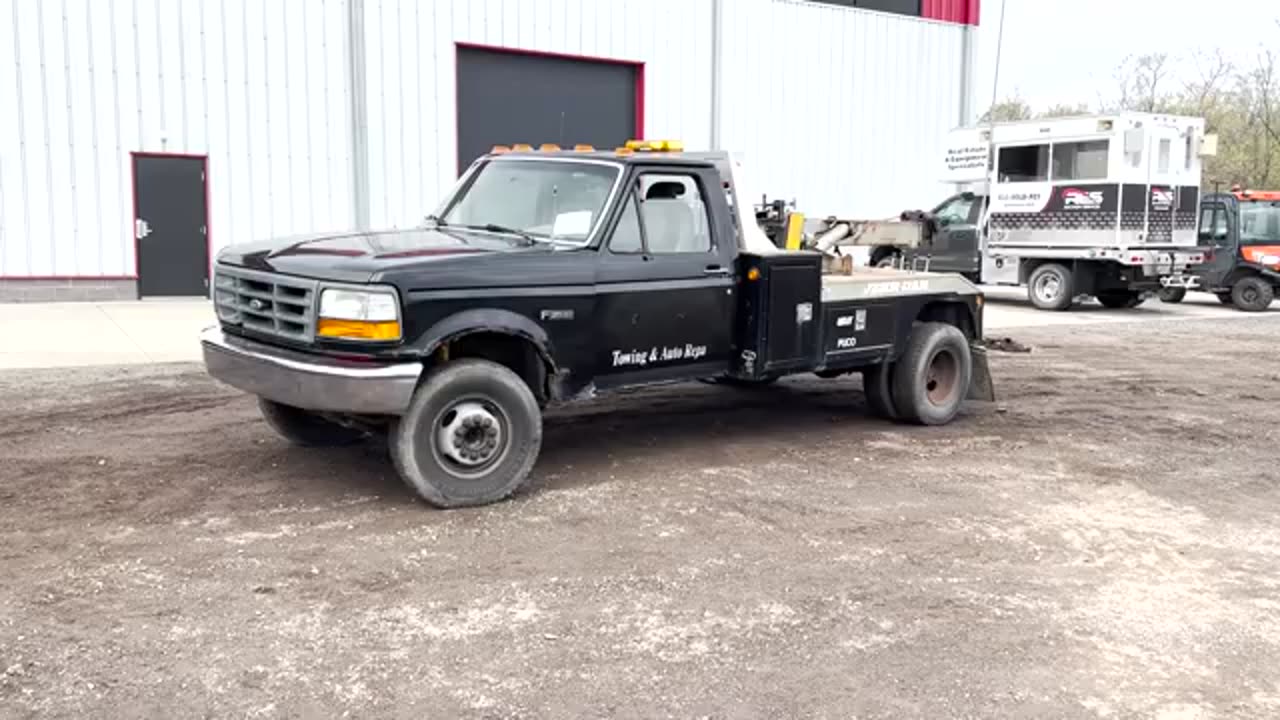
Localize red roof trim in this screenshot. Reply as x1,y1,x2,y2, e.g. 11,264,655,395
922,0,980,25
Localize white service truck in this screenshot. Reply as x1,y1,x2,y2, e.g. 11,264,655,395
862,113,1216,310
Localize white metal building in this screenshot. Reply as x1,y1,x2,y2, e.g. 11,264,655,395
0,0,980,300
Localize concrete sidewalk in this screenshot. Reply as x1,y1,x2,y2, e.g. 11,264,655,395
0,292,1275,370
0,300,215,369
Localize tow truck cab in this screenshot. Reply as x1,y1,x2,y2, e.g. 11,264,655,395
202,141,993,508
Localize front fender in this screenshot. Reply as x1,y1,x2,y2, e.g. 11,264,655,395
411,308,557,370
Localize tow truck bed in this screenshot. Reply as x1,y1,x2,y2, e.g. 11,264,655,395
730,250,985,381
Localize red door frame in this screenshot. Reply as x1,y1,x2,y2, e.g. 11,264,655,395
453,41,646,175
130,151,212,298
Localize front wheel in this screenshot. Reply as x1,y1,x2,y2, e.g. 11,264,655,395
890,323,973,426
1157,287,1186,303
1096,290,1145,309
1231,276,1275,312
258,398,368,447
391,359,543,508
1027,263,1075,311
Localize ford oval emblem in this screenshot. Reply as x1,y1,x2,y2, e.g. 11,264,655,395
248,298,266,311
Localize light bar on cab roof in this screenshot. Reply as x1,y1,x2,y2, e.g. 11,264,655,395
624,139,684,152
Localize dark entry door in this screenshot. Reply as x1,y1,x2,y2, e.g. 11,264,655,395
455,46,638,173
134,155,208,297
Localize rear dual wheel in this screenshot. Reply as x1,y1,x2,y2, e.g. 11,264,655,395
864,322,972,426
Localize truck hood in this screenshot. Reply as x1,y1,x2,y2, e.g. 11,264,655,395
214,227,539,283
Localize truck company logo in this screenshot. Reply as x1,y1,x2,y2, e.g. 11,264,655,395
612,344,708,368
1151,189,1174,211
248,298,266,311
836,337,859,349
1062,188,1104,209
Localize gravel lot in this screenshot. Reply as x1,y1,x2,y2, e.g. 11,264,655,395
3,314,1280,719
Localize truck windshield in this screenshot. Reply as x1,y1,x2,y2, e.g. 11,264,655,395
1239,201,1280,244
441,159,620,245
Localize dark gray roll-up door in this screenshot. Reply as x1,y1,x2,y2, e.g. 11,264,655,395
456,45,639,173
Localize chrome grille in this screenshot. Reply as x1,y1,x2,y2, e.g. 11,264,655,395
213,265,319,343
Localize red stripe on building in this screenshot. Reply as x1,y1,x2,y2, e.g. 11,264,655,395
922,0,980,25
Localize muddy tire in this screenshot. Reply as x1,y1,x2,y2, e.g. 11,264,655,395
1157,287,1186,303
1027,263,1074,311
1231,276,1275,312
391,359,542,509
258,398,368,447
890,322,972,426
862,362,899,421
1096,290,1145,309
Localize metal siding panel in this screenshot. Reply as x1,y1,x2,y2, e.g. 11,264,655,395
405,0,425,229
37,0,64,275
3,0,34,274
720,0,967,218
202,0,229,266
68,0,102,275
111,0,137,274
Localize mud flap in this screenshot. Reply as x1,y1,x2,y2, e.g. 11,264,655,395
967,344,996,402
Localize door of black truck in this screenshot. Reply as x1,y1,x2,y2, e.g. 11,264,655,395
927,193,983,275
592,165,737,387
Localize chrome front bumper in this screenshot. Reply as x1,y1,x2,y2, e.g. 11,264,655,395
200,326,422,415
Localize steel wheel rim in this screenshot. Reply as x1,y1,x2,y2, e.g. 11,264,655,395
925,349,960,407
430,397,511,480
1034,273,1061,303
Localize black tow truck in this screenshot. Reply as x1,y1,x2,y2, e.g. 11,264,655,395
201,141,996,508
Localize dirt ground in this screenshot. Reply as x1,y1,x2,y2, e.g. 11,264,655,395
2,315,1280,719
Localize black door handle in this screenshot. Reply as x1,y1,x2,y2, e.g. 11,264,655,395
704,265,730,276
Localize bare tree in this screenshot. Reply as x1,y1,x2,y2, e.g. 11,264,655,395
1183,49,1234,115
1106,53,1173,112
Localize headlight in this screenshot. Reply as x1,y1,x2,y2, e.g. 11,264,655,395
317,288,402,341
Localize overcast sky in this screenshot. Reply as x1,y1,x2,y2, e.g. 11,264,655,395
973,0,1280,113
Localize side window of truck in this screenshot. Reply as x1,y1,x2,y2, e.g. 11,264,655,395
934,197,974,226
607,174,714,255
639,174,713,254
